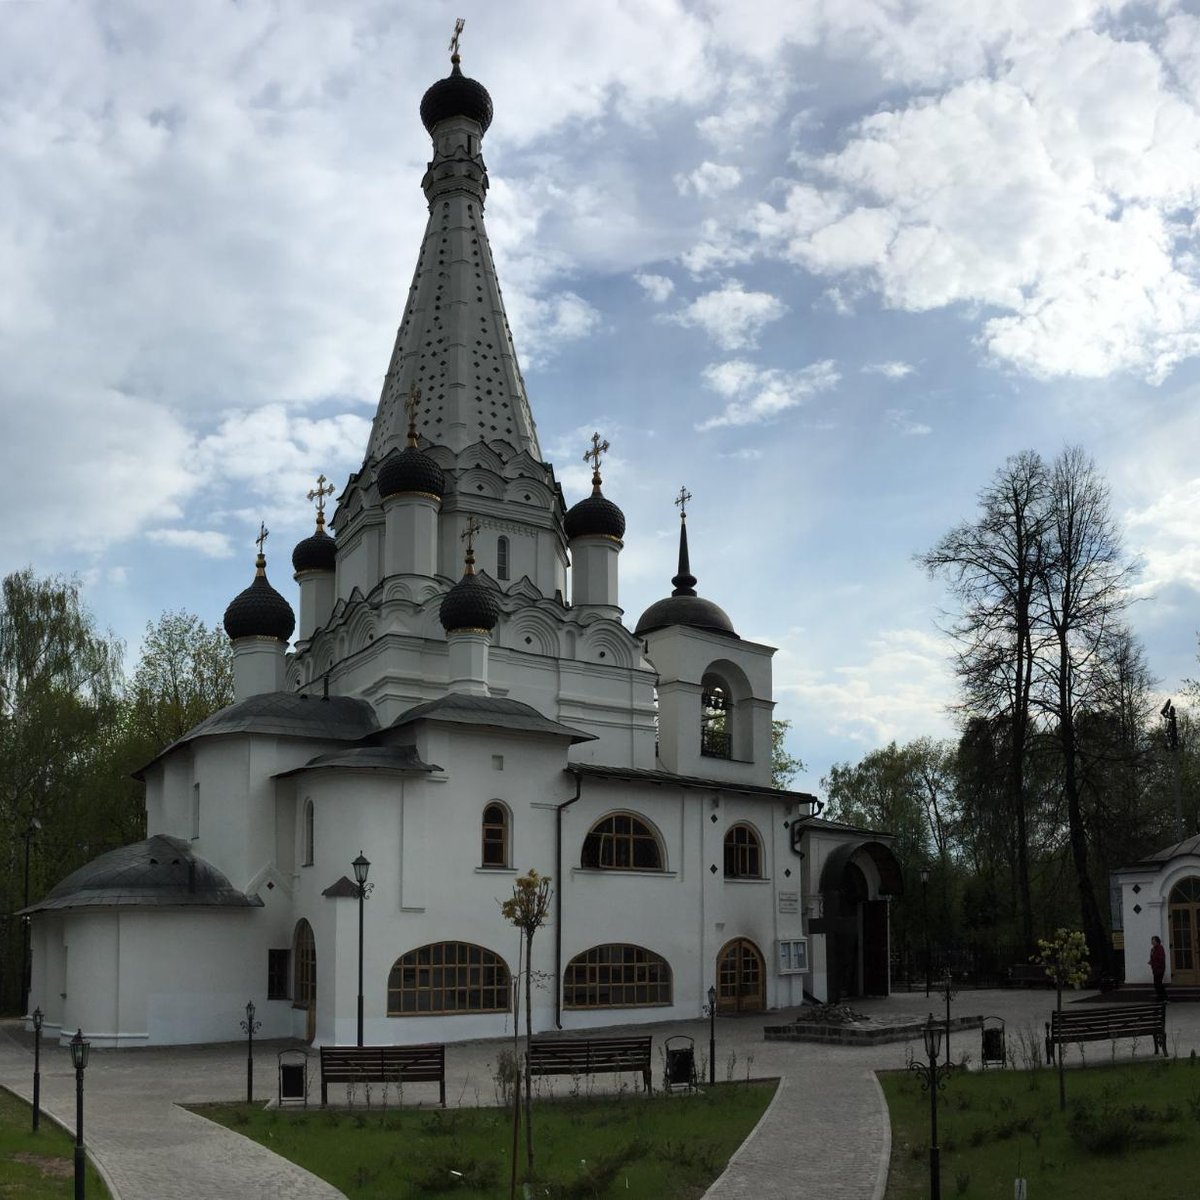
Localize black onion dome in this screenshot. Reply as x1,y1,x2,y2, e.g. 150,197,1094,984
440,573,501,633
378,446,446,500
292,528,336,573
634,594,736,638
224,556,296,642
421,62,493,134
565,492,626,541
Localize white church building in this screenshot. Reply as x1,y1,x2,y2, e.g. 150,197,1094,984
25,48,901,1048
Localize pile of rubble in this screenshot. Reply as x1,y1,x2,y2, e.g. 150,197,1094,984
791,1002,870,1026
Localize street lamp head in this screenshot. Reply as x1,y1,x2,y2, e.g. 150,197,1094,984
708,984,717,1007
69,1029,90,1071
922,1015,942,1062
352,852,371,887
31,1007,42,1033
245,1000,256,1023
919,866,930,885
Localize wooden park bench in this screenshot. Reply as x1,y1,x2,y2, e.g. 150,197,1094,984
527,1035,653,1092
1007,963,1053,988
1044,1003,1166,1065
319,1043,446,1106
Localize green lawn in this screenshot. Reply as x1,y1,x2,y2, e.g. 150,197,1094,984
0,1087,111,1197
194,1080,776,1199
882,1055,1200,1200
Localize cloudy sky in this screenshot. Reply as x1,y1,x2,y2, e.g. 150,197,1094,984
5,0,1200,791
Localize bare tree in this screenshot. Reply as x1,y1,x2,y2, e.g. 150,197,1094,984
920,451,1050,953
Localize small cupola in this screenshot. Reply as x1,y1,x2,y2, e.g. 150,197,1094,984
377,394,446,502
565,432,626,542
634,486,735,638
420,27,493,134
440,517,500,634
225,525,295,701
224,526,296,643
292,474,337,574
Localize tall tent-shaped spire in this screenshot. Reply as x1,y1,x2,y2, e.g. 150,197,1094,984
364,34,540,464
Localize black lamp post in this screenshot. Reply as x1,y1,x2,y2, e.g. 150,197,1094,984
919,866,931,997
20,816,41,1015
706,985,717,1085
239,1001,261,1103
908,1014,952,1200
353,852,371,1047
70,1028,89,1200
31,1007,43,1132
937,969,958,1065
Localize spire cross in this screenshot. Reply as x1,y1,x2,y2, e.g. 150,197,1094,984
307,473,334,520
461,515,481,572
449,17,465,59
255,522,269,555
674,486,692,519
583,432,610,488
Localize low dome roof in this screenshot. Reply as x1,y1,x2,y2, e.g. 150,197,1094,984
634,594,736,637
24,835,262,913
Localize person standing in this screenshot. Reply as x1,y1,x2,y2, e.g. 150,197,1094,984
1149,935,1167,1002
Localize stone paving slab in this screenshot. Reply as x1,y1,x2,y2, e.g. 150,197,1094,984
3,990,1200,1199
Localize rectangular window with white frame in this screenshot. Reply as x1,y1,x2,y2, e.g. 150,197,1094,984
777,938,809,974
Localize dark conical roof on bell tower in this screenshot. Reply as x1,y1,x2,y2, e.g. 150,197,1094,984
634,492,735,638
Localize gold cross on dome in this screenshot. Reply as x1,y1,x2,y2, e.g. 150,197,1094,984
674,486,692,519
255,522,269,554
307,474,334,516
449,17,465,57
582,432,610,484
461,515,481,557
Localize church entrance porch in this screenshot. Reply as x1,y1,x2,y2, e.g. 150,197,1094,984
1169,877,1200,986
715,938,765,1013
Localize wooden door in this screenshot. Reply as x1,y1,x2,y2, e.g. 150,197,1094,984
1169,877,1200,986
716,938,765,1013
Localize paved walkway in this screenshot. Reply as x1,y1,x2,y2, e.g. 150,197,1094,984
3,990,1199,1200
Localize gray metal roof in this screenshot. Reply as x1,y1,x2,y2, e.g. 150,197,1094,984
137,692,380,777
389,693,595,743
568,762,821,807
275,745,441,779
22,835,263,914
1118,833,1200,872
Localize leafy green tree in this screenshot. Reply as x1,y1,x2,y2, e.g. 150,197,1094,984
771,719,805,790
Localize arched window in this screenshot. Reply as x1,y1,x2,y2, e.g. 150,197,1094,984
387,942,511,1015
563,944,673,1008
302,799,314,866
497,536,510,580
581,812,664,871
482,802,510,868
701,675,731,759
293,919,316,1007
724,823,763,879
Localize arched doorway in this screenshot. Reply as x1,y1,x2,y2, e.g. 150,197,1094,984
1168,877,1200,986
715,938,765,1013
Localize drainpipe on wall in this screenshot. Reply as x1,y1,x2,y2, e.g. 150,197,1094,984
554,770,584,1029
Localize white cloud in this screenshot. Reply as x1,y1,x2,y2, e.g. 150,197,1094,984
864,360,914,378
669,281,787,350
698,359,840,430
145,529,234,558
675,162,743,198
633,272,675,303
886,408,933,436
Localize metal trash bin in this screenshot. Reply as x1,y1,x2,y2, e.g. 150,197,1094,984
663,1035,697,1092
981,1016,1006,1069
278,1048,310,1106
